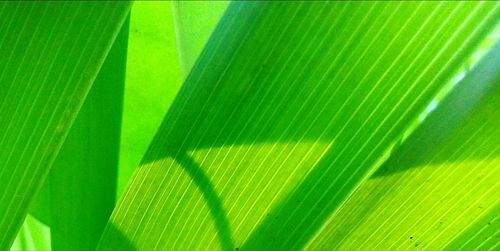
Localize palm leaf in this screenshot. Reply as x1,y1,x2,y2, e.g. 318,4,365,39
306,41,500,250
99,1,499,250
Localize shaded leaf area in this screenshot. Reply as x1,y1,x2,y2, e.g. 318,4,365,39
47,17,129,251
0,1,131,249
26,178,51,226
100,1,499,250
307,43,500,250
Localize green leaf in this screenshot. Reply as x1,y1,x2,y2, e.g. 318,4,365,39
26,179,51,227
305,42,500,250
172,0,229,75
118,1,226,196
0,1,131,249
47,16,129,251
10,215,51,251
118,1,183,196
99,1,499,250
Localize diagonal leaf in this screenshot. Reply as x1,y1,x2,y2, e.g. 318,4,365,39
0,1,131,249
118,1,183,196
446,204,500,250
26,179,51,226
306,42,500,250
172,0,228,75
111,3,228,247
48,16,129,250
99,1,499,250
119,0,228,197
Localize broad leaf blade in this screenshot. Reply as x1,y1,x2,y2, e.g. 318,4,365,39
306,42,500,250
0,1,131,249
100,1,499,250
48,17,129,250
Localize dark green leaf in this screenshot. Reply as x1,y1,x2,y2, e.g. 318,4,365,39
0,1,131,249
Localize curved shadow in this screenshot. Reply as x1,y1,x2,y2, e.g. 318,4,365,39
174,152,235,251
138,2,500,249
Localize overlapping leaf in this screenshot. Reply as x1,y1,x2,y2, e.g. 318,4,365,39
47,18,129,250
172,1,228,75
99,1,500,250
0,1,131,249
307,42,500,250
118,1,184,196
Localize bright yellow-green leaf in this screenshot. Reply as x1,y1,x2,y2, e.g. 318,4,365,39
99,1,499,250
306,42,500,250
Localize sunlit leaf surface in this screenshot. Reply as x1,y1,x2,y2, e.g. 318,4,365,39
99,1,499,250
1,1,499,250
306,42,500,251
